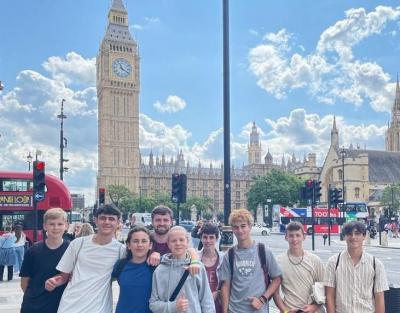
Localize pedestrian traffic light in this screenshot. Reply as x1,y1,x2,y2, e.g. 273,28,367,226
336,188,343,203
305,180,314,202
99,188,105,205
33,161,46,193
313,180,322,204
171,173,181,203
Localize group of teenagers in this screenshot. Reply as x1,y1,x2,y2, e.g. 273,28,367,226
18,204,389,313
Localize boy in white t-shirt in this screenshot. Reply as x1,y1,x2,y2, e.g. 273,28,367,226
45,205,124,313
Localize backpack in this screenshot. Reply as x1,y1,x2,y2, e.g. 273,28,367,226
335,252,376,293
228,242,270,289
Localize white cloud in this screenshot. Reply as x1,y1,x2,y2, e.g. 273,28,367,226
153,95,187,113
248,6,400,112
42,52,96,86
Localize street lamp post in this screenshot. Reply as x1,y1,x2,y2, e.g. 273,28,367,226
340,147,346,218
57,99,68,180
26,152,33,171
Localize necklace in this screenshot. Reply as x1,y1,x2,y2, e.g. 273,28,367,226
287,250,304,266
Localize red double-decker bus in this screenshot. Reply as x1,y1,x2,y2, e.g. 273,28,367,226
0,171,72,243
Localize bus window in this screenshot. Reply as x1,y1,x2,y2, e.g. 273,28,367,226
0,211,44,231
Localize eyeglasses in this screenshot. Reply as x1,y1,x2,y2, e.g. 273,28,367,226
97,215,118,222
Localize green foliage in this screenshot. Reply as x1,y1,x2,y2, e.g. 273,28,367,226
246,169,304,213
107,184,133,211
380,183,400,213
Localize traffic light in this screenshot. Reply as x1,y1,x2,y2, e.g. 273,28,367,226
171,173,181,203
180,174,187,203
313,180,322,204
33,161,46,194
329,187,337,205
336,188,343,203
99,188,105,205
305,180,314,202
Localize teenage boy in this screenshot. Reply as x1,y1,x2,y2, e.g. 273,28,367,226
324,221,389,313
19,208,69,313
273,222,325,313
45,205,124,313
149,226,215,313
218,209,282,313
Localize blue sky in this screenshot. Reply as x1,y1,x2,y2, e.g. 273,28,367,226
1,1,400,204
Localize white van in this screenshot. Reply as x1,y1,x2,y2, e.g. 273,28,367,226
132,213,152,228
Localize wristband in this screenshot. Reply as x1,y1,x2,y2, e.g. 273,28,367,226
190,260,201,265
258,297,265,304
260,295,268,303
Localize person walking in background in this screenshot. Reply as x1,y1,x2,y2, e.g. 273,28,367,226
0,225,17,281
13,224,26,273
150,226,215,313
75,223,94,238
19,208,69,313
273,222,325,313
324,221,388,313
112,226,155,313
191,220,204,250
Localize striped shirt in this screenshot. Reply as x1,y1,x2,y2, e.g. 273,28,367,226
324,250,389,313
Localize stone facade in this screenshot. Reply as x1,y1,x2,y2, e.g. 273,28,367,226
97,0,140,196
386,76,400,152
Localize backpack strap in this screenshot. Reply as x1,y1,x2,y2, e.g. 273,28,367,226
335,252,341,270
72,237,85,272
257,243,270,290
169,270,190,302
372,256,376,294
228,246,235,281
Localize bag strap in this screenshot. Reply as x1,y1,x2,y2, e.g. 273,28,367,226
228,247,235,281
169,270,190,302
257,243,269,289
335,252,341,270
372,256,376,294
72,238,85,272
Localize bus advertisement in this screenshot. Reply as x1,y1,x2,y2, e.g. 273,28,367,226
0,171,72,243
280,207,340,235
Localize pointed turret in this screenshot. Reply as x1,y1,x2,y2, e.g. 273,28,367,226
265,148,273,165
149,150,154,167
331,115,339,149
248,121,262,165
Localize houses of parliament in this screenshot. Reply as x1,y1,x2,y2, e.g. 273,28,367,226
97,0,400,212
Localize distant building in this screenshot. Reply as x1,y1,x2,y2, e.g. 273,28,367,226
71,194,85,210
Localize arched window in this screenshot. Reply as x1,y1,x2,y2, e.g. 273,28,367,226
338,169,343,180
355,187,360,199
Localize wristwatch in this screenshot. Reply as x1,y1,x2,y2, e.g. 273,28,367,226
260,295,268,303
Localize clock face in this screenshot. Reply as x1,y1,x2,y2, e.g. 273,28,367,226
112,58,132,78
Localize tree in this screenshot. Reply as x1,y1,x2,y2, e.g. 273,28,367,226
380,183,400,216
107,184,133,211
247,169,304,214
180,196,213,220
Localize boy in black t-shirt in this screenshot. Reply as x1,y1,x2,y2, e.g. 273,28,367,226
19,208,69,313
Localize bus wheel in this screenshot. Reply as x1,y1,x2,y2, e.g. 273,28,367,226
307,228,313,235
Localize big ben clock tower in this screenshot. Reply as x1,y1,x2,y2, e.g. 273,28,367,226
97,0,140,197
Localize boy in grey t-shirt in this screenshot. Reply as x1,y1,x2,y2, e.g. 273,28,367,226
218,209,282,313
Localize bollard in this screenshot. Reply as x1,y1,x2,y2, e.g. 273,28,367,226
381,231,388,247
385,287,400,313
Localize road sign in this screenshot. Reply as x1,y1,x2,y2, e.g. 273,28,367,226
34,192,45,202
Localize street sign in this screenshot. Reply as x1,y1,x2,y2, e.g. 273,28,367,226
34,192,45,202
281,216,346,225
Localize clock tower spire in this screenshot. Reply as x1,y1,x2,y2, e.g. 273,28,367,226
97,0,140,199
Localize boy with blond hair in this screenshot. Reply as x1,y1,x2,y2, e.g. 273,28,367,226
20,208,70,313
150,226,215,313
218,209,282,313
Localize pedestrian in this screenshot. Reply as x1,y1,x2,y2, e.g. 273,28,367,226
218,209,282,313
147,205,201,275
199,222,224,312
191,219,204,250
45,204,125,313
149,226,216,313
19,208,70,313
13,223,26,273
112,226,155,313
75,222,94,238
324,221,389,313
0,226,17,281
273,221,325,313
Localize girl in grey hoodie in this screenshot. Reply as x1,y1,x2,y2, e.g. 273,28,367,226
150,226,215,313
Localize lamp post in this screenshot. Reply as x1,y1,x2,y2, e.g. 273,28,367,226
57,99,68,180
26,152,33,171
340,147,347,222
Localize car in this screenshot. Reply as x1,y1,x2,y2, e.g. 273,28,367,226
251,224,271,236
179,220,195,232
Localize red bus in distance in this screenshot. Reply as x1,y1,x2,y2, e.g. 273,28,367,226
0,171,72,243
